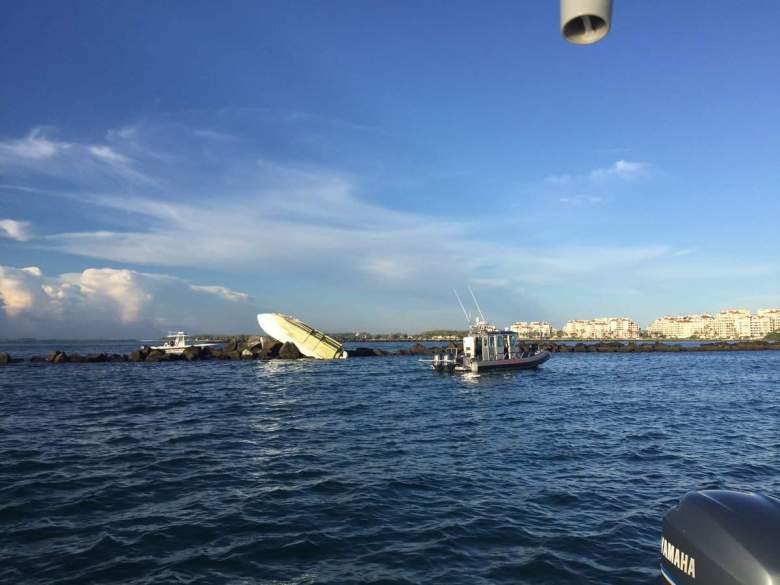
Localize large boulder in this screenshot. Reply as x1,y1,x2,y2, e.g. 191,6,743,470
182,347,202,361
240,348,254,360
408,343,431,355
258,341,282,359
130,346,151,362
348,347,375,357
145,350,168,362
240,336,265,352
0,352,10,364
46,351,69,363
242,342,263,354
278,342,302,359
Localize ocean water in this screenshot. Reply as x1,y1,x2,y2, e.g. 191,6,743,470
2,341,779,585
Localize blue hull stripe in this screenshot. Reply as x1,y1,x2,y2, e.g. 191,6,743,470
660,566,678,585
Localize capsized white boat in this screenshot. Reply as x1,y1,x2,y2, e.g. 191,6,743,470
257,313,347,359
149,331,220,355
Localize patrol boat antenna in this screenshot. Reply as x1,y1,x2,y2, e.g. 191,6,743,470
468,286,487,323
453,289,471,326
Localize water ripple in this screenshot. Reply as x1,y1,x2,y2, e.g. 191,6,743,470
1,344,779,583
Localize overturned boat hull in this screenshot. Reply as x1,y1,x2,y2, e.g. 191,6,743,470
257,313,347,360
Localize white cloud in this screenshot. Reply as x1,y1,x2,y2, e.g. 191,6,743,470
559,195,603,206
2,130,709,319
589,159,648,181
88,145,130,165
4,121,771,331
0,127,67,160
0,265,255,337
190,285,250,302
0,127,155,186
0,219,31,241
546,160,649,186
544,173,572,185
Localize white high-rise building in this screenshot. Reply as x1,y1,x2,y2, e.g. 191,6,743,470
561,317,640,339
735,314,773,338
648,308,780,339
510,321,555,338
714,309,752,338
758,309,780,332
647,314,715,339
608,317,642,338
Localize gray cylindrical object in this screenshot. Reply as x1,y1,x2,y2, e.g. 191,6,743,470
560,0,612,45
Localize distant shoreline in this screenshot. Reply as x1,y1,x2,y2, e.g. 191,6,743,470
2,339,780,366
1,336,778,344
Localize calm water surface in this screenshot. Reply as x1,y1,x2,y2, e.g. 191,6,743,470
2,341,779,584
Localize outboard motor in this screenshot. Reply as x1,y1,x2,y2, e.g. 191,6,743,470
661,490,780,585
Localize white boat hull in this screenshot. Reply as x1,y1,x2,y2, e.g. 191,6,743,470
257,313,347,359
150,343,217,355
429,350,552,373
465,350,551,373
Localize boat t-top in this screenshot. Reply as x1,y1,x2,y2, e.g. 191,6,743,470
149,332,220,355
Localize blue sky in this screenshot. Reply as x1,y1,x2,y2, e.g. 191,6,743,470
1,1,779,337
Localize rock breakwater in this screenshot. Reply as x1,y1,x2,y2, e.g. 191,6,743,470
1,340,778,365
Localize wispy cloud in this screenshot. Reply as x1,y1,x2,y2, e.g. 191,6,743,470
589,159,648,181
0,126,156,187
559,195,603,206
0,127,67,160
0,219,31,241
0,124,740,293
88,145,130,165
1,121,773,331
546,159,649,185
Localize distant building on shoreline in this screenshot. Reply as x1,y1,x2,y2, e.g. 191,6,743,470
509,321,555,338
503,308,779,341
647,313,716,339
561,317,640,339
648,308,780,339
758,309,780,332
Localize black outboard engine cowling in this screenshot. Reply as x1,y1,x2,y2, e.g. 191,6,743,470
661,490,780,585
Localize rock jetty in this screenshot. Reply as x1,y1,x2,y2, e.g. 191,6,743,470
0,339,778,365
